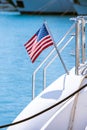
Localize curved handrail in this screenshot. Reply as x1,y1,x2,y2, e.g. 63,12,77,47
32,23,75,99
43,35,75,88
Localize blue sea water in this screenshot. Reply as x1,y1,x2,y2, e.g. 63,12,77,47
0,12,76,129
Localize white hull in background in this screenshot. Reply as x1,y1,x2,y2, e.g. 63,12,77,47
12,0,75,14
71,0,87,15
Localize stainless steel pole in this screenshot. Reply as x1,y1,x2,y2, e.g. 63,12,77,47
75,19,80,75
81,18,86,64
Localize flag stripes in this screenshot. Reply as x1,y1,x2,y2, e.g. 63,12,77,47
31,38,53,63
24,23,54,63
29,36,52,57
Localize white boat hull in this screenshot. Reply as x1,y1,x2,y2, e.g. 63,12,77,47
12,0,75,14
7,68,87,130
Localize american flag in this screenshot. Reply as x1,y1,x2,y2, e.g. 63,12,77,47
24,23,54,63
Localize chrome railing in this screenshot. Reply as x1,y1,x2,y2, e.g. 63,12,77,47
43,34,75,88
32,23,75,99
32,16,87,99
75,16,87,74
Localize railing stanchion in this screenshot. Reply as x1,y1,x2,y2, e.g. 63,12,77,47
75,19,81,75
81,18,86,64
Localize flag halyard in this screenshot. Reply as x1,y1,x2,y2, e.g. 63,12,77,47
24,23,54,63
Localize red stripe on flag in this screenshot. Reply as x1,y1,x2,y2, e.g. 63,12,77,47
30,38,53,59
24,23,54,63
29,35,52,56
31,42,53,63
24,34,36,47
24,35,37,54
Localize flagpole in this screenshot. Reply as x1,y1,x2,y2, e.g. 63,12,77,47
44,22,69,75
53,41,69,75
